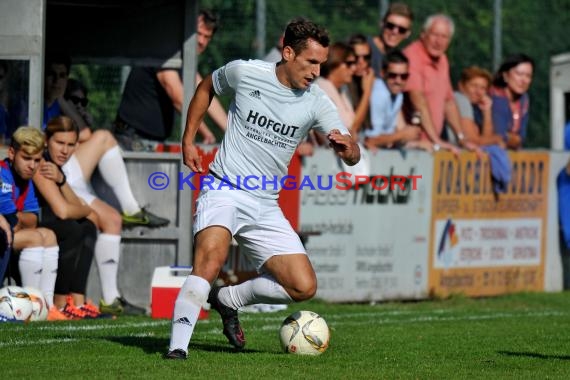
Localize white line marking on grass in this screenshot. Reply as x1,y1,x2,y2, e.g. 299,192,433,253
0,338,77,347
239,310,569,331
8,320,170,333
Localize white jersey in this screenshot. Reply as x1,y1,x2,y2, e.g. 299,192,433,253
210,59,349,199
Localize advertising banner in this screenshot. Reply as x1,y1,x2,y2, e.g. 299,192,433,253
429,151,550,296
299,149,432,302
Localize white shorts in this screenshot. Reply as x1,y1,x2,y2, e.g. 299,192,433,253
61,154,97,205
193,181,306,272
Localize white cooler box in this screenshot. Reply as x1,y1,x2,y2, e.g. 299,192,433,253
150,266,209,319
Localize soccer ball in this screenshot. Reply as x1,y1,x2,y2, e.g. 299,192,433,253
279,310,330,355
23,287,49,321
0,286,33,321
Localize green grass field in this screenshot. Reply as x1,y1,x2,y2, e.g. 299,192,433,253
1,292,569,379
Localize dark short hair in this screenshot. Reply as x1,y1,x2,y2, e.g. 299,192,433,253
382,49,409,71
493,53,535,88
199,9,219,34
283,18,329,55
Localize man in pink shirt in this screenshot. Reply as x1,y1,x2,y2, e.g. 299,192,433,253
404,14,477,153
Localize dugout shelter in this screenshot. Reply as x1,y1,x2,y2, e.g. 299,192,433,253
0,0,199,306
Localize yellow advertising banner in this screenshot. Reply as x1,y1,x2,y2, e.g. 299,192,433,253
429,151,549,297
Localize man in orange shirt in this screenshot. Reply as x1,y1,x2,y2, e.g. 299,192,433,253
404,14,477,153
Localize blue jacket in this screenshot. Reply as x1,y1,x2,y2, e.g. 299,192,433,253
0,159,40,217
491,91,529,145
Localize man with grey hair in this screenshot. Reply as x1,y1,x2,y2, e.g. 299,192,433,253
403,14,477,153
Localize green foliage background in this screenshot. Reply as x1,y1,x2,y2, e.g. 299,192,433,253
75,0,570,147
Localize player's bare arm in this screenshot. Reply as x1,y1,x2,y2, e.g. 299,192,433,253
182,74,216,173
327,129,360,166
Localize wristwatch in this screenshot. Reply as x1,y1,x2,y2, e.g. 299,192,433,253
56,173,67,187
433,143,441,152
457,132,465,141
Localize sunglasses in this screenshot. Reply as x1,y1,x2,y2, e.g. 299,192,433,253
355,54,372,62
386,72,410,80
344,60,357,67
384,21,409,35
69,95,88,107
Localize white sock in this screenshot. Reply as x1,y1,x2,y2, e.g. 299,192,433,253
94,233,121,304
40,246,59,308
98,146,140,215
219,274,293,310
18,247,44,289
169,275,210,353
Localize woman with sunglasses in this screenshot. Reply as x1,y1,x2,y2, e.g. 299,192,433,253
367,2,413,78
315,42,369,175
347,34,375,135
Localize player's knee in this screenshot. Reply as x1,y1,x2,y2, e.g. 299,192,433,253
289,278,317,302
193,242,227,280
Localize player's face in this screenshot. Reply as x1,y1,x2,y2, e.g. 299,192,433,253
47,131,77,166
503,62,533,96
45,64,68,100
196,16,215,54
421,19,452,59
460,76,489,104
9,148,43,180
383,62,409,95
381,14,411,49
282,39,328,90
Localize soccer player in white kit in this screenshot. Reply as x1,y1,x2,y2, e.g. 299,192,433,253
166,18,360,359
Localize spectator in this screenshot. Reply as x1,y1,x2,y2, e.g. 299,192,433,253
404,14,477,153
315,42,357,132
61,93,164,313
365,50,425,151
347,34,375,136
0,127,59,313
558,120,570,289
115,9,227,151
33,117,102,320
490,53,534,150
454,66,504,147
61,78,93,142
367,2,413,78
45,57,168,229
315,42,369,175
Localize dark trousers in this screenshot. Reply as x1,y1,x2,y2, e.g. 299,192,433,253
40,215,97,295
